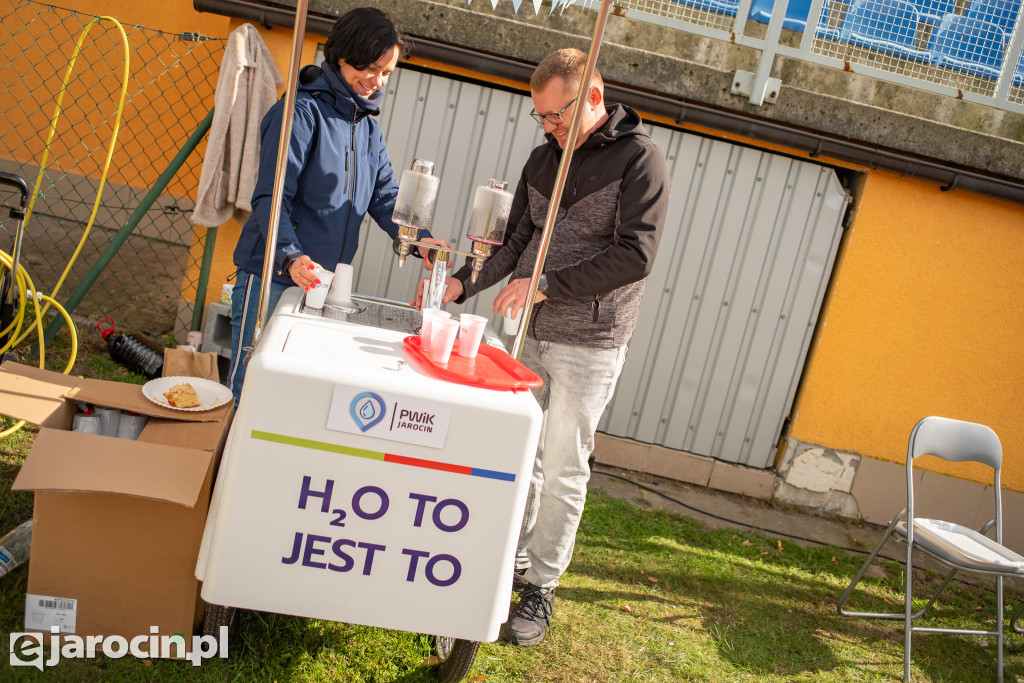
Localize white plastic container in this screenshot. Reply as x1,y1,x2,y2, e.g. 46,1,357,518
72,409,101,434
94,406,121,437
392,160,439,231
466,180,513,247
116,411,149,440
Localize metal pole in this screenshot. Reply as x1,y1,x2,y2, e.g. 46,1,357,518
250,0,309,351
511,0,613,360
191,225,218,331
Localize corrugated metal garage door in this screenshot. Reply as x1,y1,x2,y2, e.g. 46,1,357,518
352,68,850,469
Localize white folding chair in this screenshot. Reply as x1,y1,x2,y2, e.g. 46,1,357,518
837,416,1024,682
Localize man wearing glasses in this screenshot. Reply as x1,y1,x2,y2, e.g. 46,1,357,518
420,48,670,646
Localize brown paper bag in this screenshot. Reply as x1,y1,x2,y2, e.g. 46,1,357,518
163,348,220,382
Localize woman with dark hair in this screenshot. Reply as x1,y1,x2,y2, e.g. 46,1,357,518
229,7,439,402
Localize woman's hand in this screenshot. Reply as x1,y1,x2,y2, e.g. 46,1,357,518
287,255,324,291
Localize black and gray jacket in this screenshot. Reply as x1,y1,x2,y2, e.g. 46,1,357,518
454,103,671,348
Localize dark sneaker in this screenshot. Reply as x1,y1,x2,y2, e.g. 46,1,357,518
512,567,529,593
502,584,555,646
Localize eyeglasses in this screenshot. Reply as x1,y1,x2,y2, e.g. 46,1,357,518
529,96,577,127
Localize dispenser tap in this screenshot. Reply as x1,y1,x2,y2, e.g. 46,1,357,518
395,225,419,267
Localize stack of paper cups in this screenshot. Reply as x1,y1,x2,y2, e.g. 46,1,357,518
325,263,355,307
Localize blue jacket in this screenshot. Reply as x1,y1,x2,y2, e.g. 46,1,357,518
233,64,406,284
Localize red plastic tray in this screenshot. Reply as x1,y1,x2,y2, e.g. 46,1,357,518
402,336,543,392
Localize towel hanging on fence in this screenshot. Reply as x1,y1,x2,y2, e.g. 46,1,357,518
191,23,282,228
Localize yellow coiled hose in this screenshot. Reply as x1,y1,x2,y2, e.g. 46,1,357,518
0,15,129,439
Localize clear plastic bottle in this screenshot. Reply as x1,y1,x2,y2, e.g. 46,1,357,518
0,519,33,578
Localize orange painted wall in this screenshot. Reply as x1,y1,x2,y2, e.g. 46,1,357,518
21,1,326,308
789,170,1024,490
0,0,227,192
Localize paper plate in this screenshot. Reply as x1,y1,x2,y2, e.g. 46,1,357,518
142,376,232,412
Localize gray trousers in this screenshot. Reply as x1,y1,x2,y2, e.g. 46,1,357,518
515,336,628,589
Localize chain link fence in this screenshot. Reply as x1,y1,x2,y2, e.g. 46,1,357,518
0,0,225,345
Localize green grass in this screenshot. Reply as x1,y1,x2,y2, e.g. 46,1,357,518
1,330,1022,681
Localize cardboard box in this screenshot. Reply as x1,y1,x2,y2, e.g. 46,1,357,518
0,362,232,650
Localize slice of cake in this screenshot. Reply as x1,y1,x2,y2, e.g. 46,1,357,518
163,382,200,408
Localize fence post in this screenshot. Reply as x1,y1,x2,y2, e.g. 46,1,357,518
191,225,218,332
43,108,215,344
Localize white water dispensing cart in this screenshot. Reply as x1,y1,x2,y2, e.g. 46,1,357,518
196,288,543,680
196,160,542,682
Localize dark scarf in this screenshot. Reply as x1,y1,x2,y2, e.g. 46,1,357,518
321,60,385,118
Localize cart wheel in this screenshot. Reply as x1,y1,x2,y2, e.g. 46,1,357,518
202,603,237,638
431,635,480,683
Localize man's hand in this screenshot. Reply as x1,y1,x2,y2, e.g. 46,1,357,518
412,276,464,310
492,277,547,318
416,237,449,270
287,255,324,291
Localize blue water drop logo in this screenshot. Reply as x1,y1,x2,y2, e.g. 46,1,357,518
350,392,386,432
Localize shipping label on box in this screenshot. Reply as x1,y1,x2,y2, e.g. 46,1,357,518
24,594,77,633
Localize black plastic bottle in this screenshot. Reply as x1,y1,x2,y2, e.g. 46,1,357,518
97,318,164,379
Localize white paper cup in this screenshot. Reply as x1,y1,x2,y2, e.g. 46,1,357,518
304,268,334,309
429,319,460,363
325,263,354,307
458,313,488,358
420,309,450,354
503,306,523,335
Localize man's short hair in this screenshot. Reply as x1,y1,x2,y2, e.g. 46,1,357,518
324,7,410,71
530,48,603,94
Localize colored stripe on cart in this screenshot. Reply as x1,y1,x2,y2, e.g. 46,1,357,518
250,430,515,482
